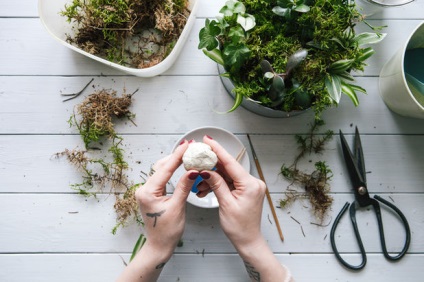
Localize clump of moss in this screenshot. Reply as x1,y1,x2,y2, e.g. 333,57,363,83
58,87,142,233
61,0,191,68
280,161,333,221
279,121,334,222
68,88,136,148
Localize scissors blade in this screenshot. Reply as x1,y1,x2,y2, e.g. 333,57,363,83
339,130,366,190
354,127,367,183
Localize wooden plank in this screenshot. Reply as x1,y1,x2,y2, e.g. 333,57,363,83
0,76,423,135
0,193,421,253
0,18,423,76
0,253,422,282
1,135,424,193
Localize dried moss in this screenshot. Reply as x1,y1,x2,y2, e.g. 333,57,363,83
61,0,191,68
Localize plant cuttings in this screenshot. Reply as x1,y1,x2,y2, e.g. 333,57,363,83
58,87,142,233
61,0,191,68
279,121,334,222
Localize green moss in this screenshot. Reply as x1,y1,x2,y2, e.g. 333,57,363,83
200,0,384,118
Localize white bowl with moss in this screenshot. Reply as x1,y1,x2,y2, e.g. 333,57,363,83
38,0,198,77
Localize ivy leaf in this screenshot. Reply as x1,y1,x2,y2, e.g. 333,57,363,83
325,74,342,104
228,26,245,43
223,43,251,72
341,81,359,106
237,14,256,31
198,19,221,51
354,32,386,46
220,0,245,16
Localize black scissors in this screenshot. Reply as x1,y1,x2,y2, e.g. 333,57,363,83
330,127,411,270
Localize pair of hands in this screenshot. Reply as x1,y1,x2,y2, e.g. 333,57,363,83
136,135,266,255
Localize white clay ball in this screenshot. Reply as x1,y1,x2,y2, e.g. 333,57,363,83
182,142,218,171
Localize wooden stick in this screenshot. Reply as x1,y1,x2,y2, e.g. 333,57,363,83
247,134,284,242
235,146,247,162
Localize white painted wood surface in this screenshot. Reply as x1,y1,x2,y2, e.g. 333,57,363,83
1,0,423,281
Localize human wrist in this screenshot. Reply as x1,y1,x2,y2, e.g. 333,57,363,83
232,234,267,259
144,240,175,262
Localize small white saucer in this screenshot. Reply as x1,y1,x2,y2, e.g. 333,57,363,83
170,126,250,208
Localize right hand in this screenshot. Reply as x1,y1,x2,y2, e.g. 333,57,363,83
197,135,267,248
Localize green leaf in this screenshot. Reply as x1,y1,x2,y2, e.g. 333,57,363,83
223,43,250,72
341,81,359,106
286,49,308,74
220,0,246,16
130,234,146,262
325,75,342,103
202,49,224,65
294,4,310,13
337,71,354,81
349,84,367,94
228,26,245,42
328,59,354,74
272,6,289,17
277,0,291,7
354,32,386,46
357,47,375,62
227,90,244,113
270,76,285,100
198,19,221,51
237,14,256,31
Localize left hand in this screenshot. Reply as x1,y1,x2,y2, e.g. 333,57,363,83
135,139,199,254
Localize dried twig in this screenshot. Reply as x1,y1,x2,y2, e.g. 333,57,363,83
61,78,94,102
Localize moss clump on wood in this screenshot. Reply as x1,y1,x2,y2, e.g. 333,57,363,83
57,87,142,233
61,0,191,68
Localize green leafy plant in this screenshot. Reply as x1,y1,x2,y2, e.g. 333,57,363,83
199,0,385,118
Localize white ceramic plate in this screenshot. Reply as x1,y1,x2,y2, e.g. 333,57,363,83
38,0,198,77
170,127,250,208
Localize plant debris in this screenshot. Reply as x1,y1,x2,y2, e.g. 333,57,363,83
61,0,191,68
279,121,334,222
57,87,142,233
281,161,333,222
68,88,137,148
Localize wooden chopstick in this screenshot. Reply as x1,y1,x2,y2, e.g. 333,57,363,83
247,134,284,242
235,146,247,162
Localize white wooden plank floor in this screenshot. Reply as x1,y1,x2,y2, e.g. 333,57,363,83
1,0,424,281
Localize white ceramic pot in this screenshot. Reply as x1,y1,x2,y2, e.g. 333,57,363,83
354,0,415,16
38,0,198,77
379,21,424,119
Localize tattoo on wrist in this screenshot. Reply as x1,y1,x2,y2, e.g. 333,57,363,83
155,262,166,270
244,261,261,281
146,209,165,227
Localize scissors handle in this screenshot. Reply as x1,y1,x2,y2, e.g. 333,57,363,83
330,202,367,270
330,196,411,270
374,195,411,261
